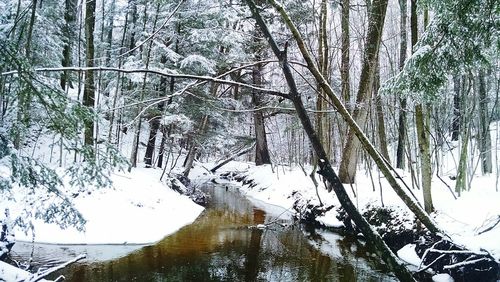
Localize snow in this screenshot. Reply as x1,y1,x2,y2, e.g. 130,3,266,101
210,154,500,264
397,244,421,266
1,167,204,245
0,260,49,282
432,273,454,282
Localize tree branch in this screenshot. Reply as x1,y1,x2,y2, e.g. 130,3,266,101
27,254,86,282
1,66,289,98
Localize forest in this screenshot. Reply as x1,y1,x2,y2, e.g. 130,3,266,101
0,0,499,281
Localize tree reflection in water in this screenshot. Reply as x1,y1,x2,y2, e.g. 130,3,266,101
39,185,394,281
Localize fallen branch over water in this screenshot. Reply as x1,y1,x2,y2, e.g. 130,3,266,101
27,254,86,282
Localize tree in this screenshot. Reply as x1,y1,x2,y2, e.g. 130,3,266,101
265,0,442,235
338,0,389,184
83,0,96,146
340,0,350,105
244,2,416,280
395,0,408,169
252,1,271,166
315,0,331,161
60,0,77,90
477,69,492,174
411,0,434,213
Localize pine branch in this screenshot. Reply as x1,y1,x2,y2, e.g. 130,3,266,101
1,66,289,98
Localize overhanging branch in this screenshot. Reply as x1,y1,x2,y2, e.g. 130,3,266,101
1,66,289,98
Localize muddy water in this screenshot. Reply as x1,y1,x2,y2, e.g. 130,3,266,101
12,184,395,281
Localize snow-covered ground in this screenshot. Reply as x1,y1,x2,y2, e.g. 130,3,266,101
208,160,500,263
0,259,48,282
204,122,500,266
1,167,204,245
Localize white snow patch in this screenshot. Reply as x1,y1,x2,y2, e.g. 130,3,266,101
1,167,204,245
0,260,49,281
397,244,421,266
432,273,454,282
213,154,500,263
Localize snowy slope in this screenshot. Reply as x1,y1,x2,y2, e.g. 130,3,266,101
211,161,500,262
1,167,204,245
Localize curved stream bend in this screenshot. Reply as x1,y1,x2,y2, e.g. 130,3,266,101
12,184,395,281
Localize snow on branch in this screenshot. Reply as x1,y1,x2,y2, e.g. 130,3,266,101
427,249,490,256
26,254,86,282
443,257,490,270
1,66,288,98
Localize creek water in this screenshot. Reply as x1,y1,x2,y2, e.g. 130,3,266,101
11,184,395,281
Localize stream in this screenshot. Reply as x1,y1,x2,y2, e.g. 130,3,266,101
11,184,396,281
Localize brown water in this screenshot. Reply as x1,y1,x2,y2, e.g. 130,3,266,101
11,184,396,281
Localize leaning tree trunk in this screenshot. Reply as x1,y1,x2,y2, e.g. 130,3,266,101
338,0,388,183
266,0,442,235
245,2,416,280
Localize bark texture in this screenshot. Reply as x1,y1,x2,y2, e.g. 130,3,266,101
83,0,96,146
341,0,350,105
245,2,416,280
338,0,389,183
266,0,442,235
396,0,407,169
478,70,492,174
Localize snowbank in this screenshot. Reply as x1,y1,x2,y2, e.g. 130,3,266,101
0,260,49,281
212,161,500,262
1,167,204,245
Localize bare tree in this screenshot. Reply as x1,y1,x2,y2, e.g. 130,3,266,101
478,69,492,174
244,2,416,280
412,0,434,213
395,0,407,169
338,0,389,183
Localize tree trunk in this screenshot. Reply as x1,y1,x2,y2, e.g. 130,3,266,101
14,0,38,149
341,0,350,105
244,3,416,280
104,0,116,67
455,116,471,196
61,0,77,90
183,116,209,177
478,70,492,174
83,0,96,146
315,0,331,161
451,76,461,141
107,0,130,145
144,118,160,167
144,54,169,167
253,92,271,165
374,65,391,162
415,104,434,212
396,0,407,169
252,32,271,165
267,0,442,235
338,0,389,183
412,0,434,213
129,3,157,169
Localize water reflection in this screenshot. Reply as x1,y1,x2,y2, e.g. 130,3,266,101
17,185,395,281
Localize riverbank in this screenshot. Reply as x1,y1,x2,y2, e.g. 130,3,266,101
0,167,204,245
199,161,500,279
